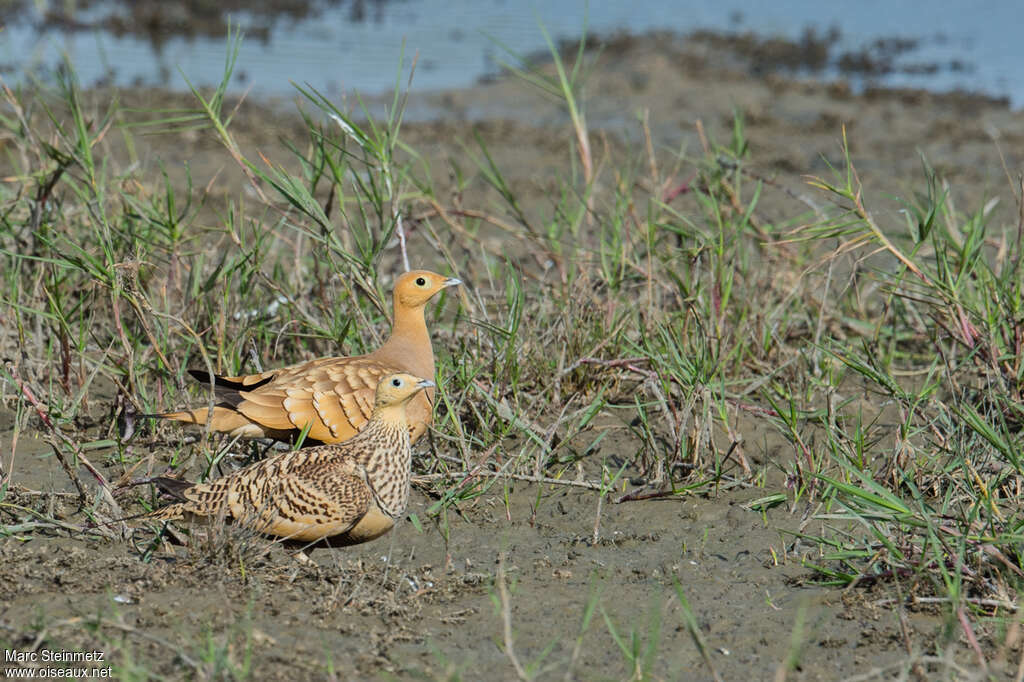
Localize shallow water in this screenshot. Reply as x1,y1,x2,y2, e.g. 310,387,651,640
2,0,1021,107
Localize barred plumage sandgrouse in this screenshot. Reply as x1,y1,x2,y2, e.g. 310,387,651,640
147,373,432,547
157,270,459,444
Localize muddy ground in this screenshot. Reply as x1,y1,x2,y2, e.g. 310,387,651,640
3,31,1024,680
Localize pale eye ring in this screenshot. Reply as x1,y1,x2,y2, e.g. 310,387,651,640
415,277,426,286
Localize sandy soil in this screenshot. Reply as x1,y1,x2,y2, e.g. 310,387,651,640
2,31,1024,680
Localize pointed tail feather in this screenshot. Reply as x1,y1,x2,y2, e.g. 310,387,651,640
145,405,282,440
140,370,273,425
187,369,275,393
143,407,209,425
150,476,195,501
145,405,240,427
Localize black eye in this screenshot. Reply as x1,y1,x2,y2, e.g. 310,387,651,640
415,277,426,286
392,378,402,387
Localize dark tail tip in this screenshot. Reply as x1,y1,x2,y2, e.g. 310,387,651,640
187,368,274,392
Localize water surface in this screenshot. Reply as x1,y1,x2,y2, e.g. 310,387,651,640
2,0,1019,107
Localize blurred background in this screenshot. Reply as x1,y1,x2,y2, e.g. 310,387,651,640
0,0,1019,107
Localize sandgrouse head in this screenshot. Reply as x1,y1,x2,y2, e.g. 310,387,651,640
394,270,461,309
374,373,435,410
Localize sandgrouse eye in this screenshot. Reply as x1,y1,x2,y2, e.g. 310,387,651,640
392,378,402,387
416,277,426,286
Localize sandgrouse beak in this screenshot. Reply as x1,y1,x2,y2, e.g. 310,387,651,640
417,379,436,390
443,277,462,288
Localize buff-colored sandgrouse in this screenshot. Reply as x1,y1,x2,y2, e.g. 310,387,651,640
147,373,432,548
157,270,459,444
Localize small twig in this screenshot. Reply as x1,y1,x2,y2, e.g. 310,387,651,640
872,596,1018,611
840,656,971,682
1,521,71,534
496,552,530,681
726,399,780,418
1,501,116,539
248,338,264,373
958,605,988,671
614,488,681,504
0,485,80,498
591,488,605,545
416,200,555,275
395,207,410,272
897,604,928,682
0,518,108,537
1016,630,1024,682
560,354,649,378
412,470,605,491
740,166,826,221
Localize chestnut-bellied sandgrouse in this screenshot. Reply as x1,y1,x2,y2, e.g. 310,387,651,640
157,270,459,444
147,373,432,548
